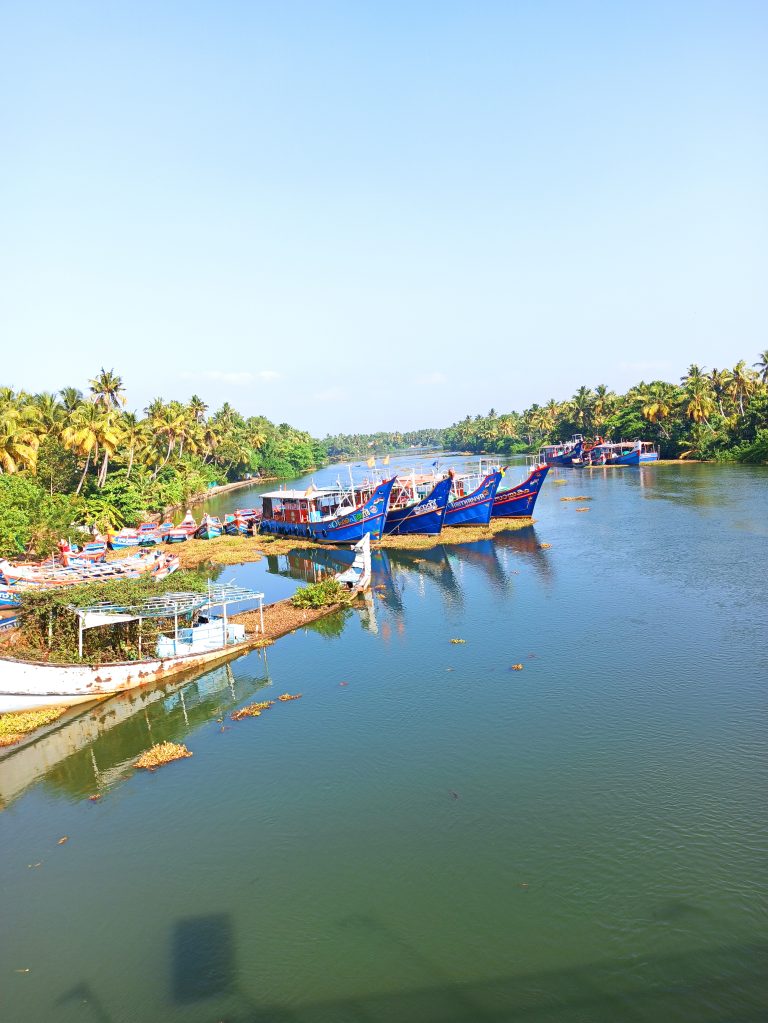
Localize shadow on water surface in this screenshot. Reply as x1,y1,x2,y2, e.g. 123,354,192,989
54,934,768,1023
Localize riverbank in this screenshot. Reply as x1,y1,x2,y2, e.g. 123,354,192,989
169,517,538,569
164,476,277,515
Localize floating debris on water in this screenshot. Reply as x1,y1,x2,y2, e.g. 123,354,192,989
231,700,275,721
27,863,42,869
560,496,592,502
575,507,591,512
134,742,193,770
511,664,524,671
57,836,69,845
278,693,302,702
88,794,101,802
539,543,552,549
0,705,68,747
450,638,466,645
449,790,460,799
553,479,568,485
14,968,31,973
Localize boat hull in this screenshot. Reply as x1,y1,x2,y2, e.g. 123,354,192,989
0,642,252,714
608,449,659,465
260,478,396,545
492,465,549,518
444,471,503,527
384,477,453,536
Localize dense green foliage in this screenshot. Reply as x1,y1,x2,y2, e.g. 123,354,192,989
323,429,445,459
442,356,768,462
0,370,325,554
290,578,348,609
12,570,212,663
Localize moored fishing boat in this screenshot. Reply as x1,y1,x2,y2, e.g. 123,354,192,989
537,435,584,467
0,588,21,609
108,528,140,550
384,475,454,536
223,513,250,536
0,585,264,713
583,440,659,466
444,469,504,527
195,515,223,540
166,510,197,543
491,464,550,517
259,478,396,545
137,523,164,547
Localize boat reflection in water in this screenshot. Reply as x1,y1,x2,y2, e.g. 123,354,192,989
0,651,271,810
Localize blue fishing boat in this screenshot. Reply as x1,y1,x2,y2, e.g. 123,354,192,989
537,435,584,467
259,478,396,545
0,589,21,610
0,610,17,633
583,440,658,466
384,475,454,536
444,469,504,527
491,464,550,517
195,515,223,540
107,528,140,550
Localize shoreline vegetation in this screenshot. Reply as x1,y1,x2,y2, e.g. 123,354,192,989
325,354,768,466
1,353,766,561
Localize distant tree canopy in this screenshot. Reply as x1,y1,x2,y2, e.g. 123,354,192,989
441,354,768,463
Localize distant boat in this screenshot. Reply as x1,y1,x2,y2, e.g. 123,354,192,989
537,435,584,467
492,464,550,517
583,440,658,466
444,469,504,527
259,478,396,545
384,475,453,536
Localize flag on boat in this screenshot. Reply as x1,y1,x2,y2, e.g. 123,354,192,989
382,455,390,465
432,459,439,468
366,456,376,468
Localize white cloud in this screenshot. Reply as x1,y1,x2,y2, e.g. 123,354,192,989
179,370,280,385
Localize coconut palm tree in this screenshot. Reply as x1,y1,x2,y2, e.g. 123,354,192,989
62,402,105,493
637,382,679,437
708,369,732,416
59,387,84,414
0,407,39,473
188,394,209,423
89,368,126,410
728,360,757,416
753,350,768,384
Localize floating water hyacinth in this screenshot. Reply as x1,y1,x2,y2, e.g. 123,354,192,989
278,693,302,702
539,543,552,549
450,638,466,644
576,507,591,512
511,664,524,671
231,700,275,721
135,742,193,770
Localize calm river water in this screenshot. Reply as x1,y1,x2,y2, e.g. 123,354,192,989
1,457,766,1022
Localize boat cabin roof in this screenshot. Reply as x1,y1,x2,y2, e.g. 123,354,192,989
260,488,338,501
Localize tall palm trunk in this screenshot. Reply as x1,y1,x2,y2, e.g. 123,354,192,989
76,452,91,495
98,450,109,488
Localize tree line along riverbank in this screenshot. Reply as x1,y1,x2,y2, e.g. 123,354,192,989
2,354,766,560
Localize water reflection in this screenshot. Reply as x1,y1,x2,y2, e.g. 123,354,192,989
0,652,271,809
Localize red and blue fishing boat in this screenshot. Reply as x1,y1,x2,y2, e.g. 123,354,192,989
223,513,250,536
537,435,584,467
259,478,395,545
444,469,504,527
384,475,454,536
166,512,197,543
491,464,550,517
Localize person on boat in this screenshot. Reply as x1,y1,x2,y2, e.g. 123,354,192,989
58,538,71,567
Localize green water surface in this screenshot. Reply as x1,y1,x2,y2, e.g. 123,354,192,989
1,460,766,1022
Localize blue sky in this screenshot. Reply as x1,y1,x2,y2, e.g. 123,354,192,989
1,1,766,434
